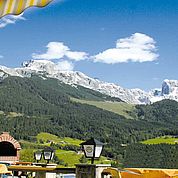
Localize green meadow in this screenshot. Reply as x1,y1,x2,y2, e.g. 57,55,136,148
71,98,135,119
36,132,83,146
142,136,178,145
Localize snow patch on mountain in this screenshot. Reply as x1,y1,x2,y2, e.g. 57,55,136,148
0,65,21,77
0,60,177,105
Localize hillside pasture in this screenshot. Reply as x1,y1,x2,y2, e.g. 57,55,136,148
71,98,135,119
142,136,178,145
36,132,83,146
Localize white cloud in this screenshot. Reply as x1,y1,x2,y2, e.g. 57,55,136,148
32,42,69,60
55,60,74,71
32,42,88,61
93,33,159,64
0,13,25,28
65,51,88,61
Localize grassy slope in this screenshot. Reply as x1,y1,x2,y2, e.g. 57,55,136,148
71,98,135,119
20,132,111,167
36,132,83,146
142,136,178,145
56,149,110,167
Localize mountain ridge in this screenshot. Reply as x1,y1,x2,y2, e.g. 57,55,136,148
0,60,177,104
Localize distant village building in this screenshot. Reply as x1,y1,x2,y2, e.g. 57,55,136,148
0,132,21,163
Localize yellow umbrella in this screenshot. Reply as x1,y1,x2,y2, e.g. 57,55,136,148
0,164,12,174
0,0,53,18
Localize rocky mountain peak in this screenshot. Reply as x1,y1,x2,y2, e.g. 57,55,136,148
162,80,171,95
0,60,177,105
21,60,57,74
161,79,178,95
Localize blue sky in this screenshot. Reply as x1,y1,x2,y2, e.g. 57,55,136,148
0,0,178,91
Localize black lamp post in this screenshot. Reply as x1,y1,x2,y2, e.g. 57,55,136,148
34,147,54,164
80,138,104,164
43,147,54,164
34,150,42,163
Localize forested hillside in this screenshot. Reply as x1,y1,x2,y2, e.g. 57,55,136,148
124,143,178,168
0,76,178,167
135,100,178,123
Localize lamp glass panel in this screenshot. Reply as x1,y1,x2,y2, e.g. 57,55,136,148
51,152,54,160
35,152,42,161
83,145,94,158
43,151,52,160
95,145,103,158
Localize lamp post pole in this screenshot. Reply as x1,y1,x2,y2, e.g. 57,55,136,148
91,147,95,164
91,157,94,164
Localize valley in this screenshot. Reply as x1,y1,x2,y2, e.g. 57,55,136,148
0,61,177,168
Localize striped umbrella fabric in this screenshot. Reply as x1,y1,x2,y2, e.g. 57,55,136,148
0,0,53,18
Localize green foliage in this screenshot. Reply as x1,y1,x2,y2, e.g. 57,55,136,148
55,149,81,167
79,155,87,163
20,149,34,162
37,133,59,143
124,143,178,169
0,76,178,167
135,99,178,123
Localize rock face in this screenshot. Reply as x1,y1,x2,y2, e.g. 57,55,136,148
0,60,178,105
0,70,8,82
162,80,178,96
162,80,170,95
148,80,178,103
